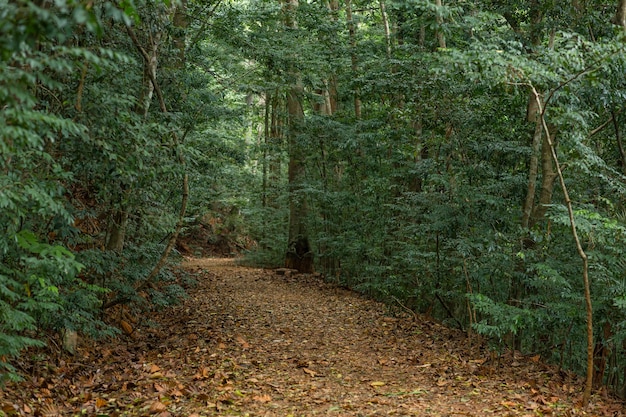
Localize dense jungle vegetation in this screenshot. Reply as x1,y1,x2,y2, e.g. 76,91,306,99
2,0,626,406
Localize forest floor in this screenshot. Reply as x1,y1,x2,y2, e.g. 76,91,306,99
2,258,626,416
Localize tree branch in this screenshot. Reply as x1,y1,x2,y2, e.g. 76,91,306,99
125,24,168,113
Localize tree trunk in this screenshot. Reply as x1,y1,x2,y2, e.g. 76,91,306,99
612,0,626,27
285,86,314,272
345,0,361,119
106,209,128,251
530,131,557,225
521,110,542,229
283,0,314,273
435,0,446,49
530,86,593,407
380,0,392,58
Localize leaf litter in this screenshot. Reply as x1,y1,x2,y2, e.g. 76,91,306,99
1,258,624,416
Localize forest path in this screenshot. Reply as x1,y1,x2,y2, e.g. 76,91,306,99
3,258,622,416
145,258,607,416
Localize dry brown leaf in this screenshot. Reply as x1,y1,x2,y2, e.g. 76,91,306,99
436,379,448,387
235,335,250,349
149,401,167,414
95,398,107,408
120,320,133,335
370,381,386,387
303,368,317,377
253,394,272,403
150,364,161,373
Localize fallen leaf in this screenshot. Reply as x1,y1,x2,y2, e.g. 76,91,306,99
95,398,107,408
149,401,167,414
370,381,386,387
253,394,272,403
235,336,250,349
150,364,161,373
303,368,317,377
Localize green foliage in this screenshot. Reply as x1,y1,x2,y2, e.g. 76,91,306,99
223,0,626,392
4,0,626,396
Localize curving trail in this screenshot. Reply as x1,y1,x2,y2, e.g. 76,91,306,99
150,258,604,416
1,258,621,416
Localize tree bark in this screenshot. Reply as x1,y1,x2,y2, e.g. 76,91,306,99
106,209,128,251
434,0,446,49
283,0,314,273
521,110,542,229
380,0,392,58
530,85,593,408
530,131,557,225
612,0,626,27
345,0,361,119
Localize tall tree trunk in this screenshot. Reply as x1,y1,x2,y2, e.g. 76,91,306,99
529,85,593,408
380,0,392,58
283,0,314,273
612,0,626,26
106,20,164,253
521,110,542,229
345,0,361,119
530,132,558,224
612,110,626,175
435,0,446,49
285,85,313,272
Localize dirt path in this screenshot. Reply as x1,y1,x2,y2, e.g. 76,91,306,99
2,258,623,416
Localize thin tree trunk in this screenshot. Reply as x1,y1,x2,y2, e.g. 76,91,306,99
345,0,361,119
521,111,542,229
126,19,190,288
435,0,446,49
380,0,392,58
262,93,270,208
530,85,593,408
612,109,626,175
530,132,558,224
